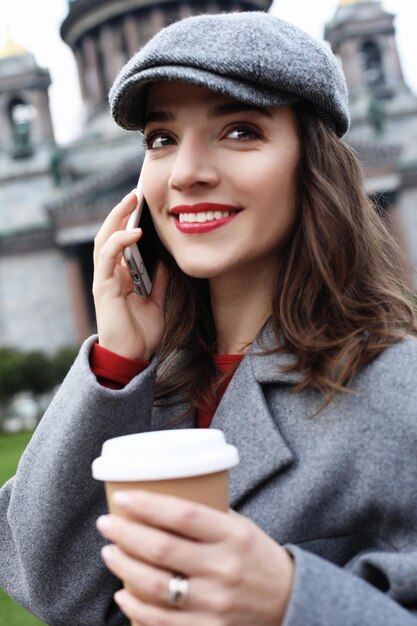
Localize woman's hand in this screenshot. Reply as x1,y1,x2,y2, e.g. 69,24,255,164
96,490,294,626
93,191,169,360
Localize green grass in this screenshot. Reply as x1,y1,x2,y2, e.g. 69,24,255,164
0,590,45,626
0,430,47,625
0,430,34,486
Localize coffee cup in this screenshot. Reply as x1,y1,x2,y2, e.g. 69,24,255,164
92,429,239,624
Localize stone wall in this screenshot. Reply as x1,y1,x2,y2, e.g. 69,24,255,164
0,248,77,352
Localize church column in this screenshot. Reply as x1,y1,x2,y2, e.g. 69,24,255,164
82,35,105,106
383,198,414,288
384,34,405,85
0,95,15,152
123,14,141,55
74,45,89,103
100,24,119,91
65,248,92,342
151,8,165,34
339,39,363,91
31,90,54,143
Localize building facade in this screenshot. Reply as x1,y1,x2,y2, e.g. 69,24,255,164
325,0,417,282
0,34,77,351
0,0,415,353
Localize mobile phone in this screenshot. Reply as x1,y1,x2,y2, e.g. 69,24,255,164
123,172,160,297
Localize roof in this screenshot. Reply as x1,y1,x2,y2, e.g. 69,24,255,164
45,152,142,219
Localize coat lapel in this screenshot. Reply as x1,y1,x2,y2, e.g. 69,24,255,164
212,327,299,508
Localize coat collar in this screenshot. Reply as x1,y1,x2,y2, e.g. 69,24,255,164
211,355,294,508
248,322,303,386
212,325,300,507
151,322,299,508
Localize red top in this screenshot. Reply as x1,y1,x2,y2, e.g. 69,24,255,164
197,354,243,428
90,344,150,389
90,344,243,428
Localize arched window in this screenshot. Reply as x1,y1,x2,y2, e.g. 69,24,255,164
7,97,34,158
361,40,385,88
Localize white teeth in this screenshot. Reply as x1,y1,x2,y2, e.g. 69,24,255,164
178,211,235,224
179,213,196,223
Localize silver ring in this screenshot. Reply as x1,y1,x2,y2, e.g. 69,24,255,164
167,574,190,608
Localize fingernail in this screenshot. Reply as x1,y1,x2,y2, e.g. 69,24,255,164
121,189,136,201
96,515,113,534
101,544,116,562
114,589,129,607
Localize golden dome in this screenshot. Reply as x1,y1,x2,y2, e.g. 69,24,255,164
0,27,29,60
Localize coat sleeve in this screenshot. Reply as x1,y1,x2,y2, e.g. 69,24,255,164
0,336,157,626
283,545,417,626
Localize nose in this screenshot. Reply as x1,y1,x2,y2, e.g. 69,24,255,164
168,134,220,192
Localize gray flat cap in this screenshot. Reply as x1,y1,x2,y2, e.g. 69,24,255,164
109,12,349,137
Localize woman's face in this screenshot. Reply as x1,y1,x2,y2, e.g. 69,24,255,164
141,82,300,283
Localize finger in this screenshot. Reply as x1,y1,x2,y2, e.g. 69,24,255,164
114,589,210,626
94,229,142,284
104,544,233,614
101,544,172,605
97,514,207,577
94,190,137,261
110,490,231,542
103,545,227,613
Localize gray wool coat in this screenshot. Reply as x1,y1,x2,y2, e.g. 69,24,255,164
1,328,417,626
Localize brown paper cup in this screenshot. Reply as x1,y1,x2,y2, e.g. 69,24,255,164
92,429,239,626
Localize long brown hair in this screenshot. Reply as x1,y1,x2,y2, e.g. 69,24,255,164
154,102,417,414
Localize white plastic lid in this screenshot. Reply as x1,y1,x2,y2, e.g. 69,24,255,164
92,429,239,481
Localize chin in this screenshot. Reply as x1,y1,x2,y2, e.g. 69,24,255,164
179,266,217,279
175,259,221,280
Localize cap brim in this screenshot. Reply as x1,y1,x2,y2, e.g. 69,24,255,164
110,65,300,131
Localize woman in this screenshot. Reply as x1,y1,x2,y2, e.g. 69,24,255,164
1,11,417,626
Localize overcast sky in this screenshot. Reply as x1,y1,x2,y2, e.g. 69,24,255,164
0,0,416,144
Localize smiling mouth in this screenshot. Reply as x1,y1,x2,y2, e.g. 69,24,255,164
169,203,241,234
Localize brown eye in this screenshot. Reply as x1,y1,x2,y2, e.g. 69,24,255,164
225,124,263,141
144,132,175,150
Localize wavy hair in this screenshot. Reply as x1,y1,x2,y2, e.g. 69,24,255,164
154,102,417,414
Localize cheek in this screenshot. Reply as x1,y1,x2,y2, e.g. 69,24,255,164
263,160,298,212
258,160,299,243
142,182,160,211
141,158,168,207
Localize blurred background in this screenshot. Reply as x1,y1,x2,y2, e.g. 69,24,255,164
0,0,416,623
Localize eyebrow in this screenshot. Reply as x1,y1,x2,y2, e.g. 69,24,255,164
210,102,272,119
143,102,272,126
